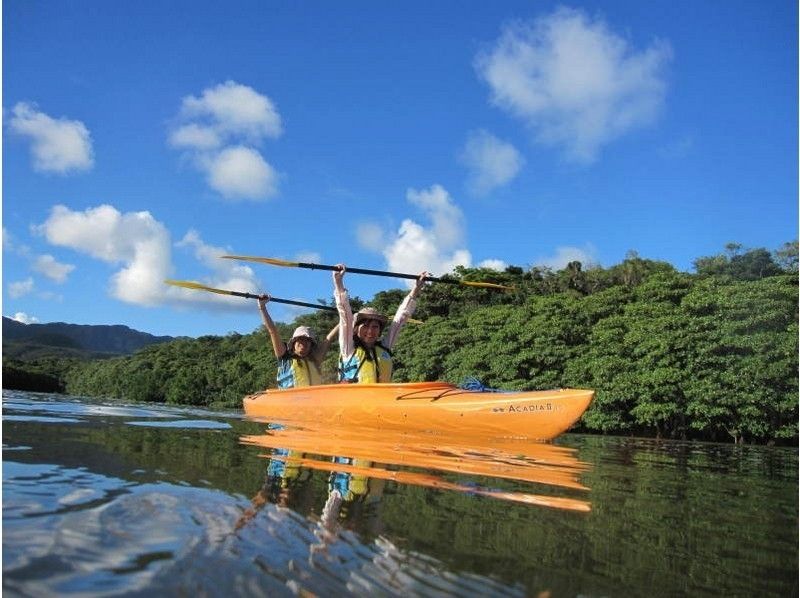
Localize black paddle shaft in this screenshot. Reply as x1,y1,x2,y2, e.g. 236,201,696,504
233,289,336,312
296,262,450,284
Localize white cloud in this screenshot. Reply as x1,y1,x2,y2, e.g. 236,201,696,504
8,102,94,173
37,205,172,306
460,129,524,196
175,230,260,308
169,81,283,200
179,80,282,142
356,222,387,253
33,205,266,312
33,254,75,283
359,185,507,280
406,185,466,249
379,185,473,280
478,258,508,271
11,312,39,324
9,278,34,298
204,146,278,200
475,7,671,163
169,123,221,150
535,245,598,270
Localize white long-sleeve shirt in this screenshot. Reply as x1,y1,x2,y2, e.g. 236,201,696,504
334,286,418,362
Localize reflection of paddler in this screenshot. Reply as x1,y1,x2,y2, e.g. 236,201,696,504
329,456,370,501
324,457,386,536
266,448,302,482
312,456,386,559
235,448,308,531
265,448,305,504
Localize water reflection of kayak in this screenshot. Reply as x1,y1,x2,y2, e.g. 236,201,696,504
242,425,590,491
243,382,594,440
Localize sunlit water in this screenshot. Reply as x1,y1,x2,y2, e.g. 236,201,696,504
3,390,797,597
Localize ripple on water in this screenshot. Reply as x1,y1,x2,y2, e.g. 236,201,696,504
4,456,527,597
126,420,232,430
2,390,242,423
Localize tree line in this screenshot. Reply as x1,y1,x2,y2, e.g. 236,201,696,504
6,241,798,444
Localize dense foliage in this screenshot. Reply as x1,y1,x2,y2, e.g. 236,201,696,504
6,243,798,444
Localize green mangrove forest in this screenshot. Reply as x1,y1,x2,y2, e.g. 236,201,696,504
5,242,798,445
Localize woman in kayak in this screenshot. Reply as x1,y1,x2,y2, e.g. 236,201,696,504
258,296,338,388
332,264,427,383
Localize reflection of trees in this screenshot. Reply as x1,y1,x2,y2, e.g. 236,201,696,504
2,417,271,498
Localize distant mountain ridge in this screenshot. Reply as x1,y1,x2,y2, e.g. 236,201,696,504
2,317,176,358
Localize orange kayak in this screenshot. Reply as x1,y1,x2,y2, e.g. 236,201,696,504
242,382,594,440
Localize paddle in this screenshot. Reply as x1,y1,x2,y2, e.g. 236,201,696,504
164,279,337,312
220,255,514,290
164,279,424,324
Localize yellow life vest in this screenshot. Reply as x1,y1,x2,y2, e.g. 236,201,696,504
339,342,392,383
277,355,322,388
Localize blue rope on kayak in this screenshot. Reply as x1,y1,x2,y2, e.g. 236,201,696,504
459,377,510,393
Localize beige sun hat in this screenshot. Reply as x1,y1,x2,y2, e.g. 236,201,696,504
354,307,388,328
289,326,316,345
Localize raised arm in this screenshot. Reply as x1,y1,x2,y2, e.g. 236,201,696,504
384,270,428,349
333,265,355,360
258,295,287,359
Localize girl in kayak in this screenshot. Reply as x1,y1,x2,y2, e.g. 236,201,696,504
258,295,338,388
332,264,427,383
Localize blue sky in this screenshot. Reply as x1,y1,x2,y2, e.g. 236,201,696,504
3,0,797,338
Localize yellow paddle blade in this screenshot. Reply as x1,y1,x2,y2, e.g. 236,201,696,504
164,279,234,296
460,280,515,291
221,255,299,267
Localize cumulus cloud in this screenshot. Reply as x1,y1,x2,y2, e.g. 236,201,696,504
169,81,282,200
33,254,76,283
382,185,474,279
9,277,35,298
169,124,221,150
475,7,671,163
460,129,524,196
203,146,279,199
535,245,598,270
178,80,282,142
175,230,261,307
36,205,172,306
8,102,94,173
406,185,466,249
357,185,507,281
11,312,39,324
32,205,265,312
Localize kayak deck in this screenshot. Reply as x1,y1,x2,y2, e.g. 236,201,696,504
243,382,594,440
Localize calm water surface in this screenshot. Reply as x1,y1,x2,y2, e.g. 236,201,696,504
3,390,797,597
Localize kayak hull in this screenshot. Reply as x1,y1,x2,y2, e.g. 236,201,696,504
243,382,594,440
